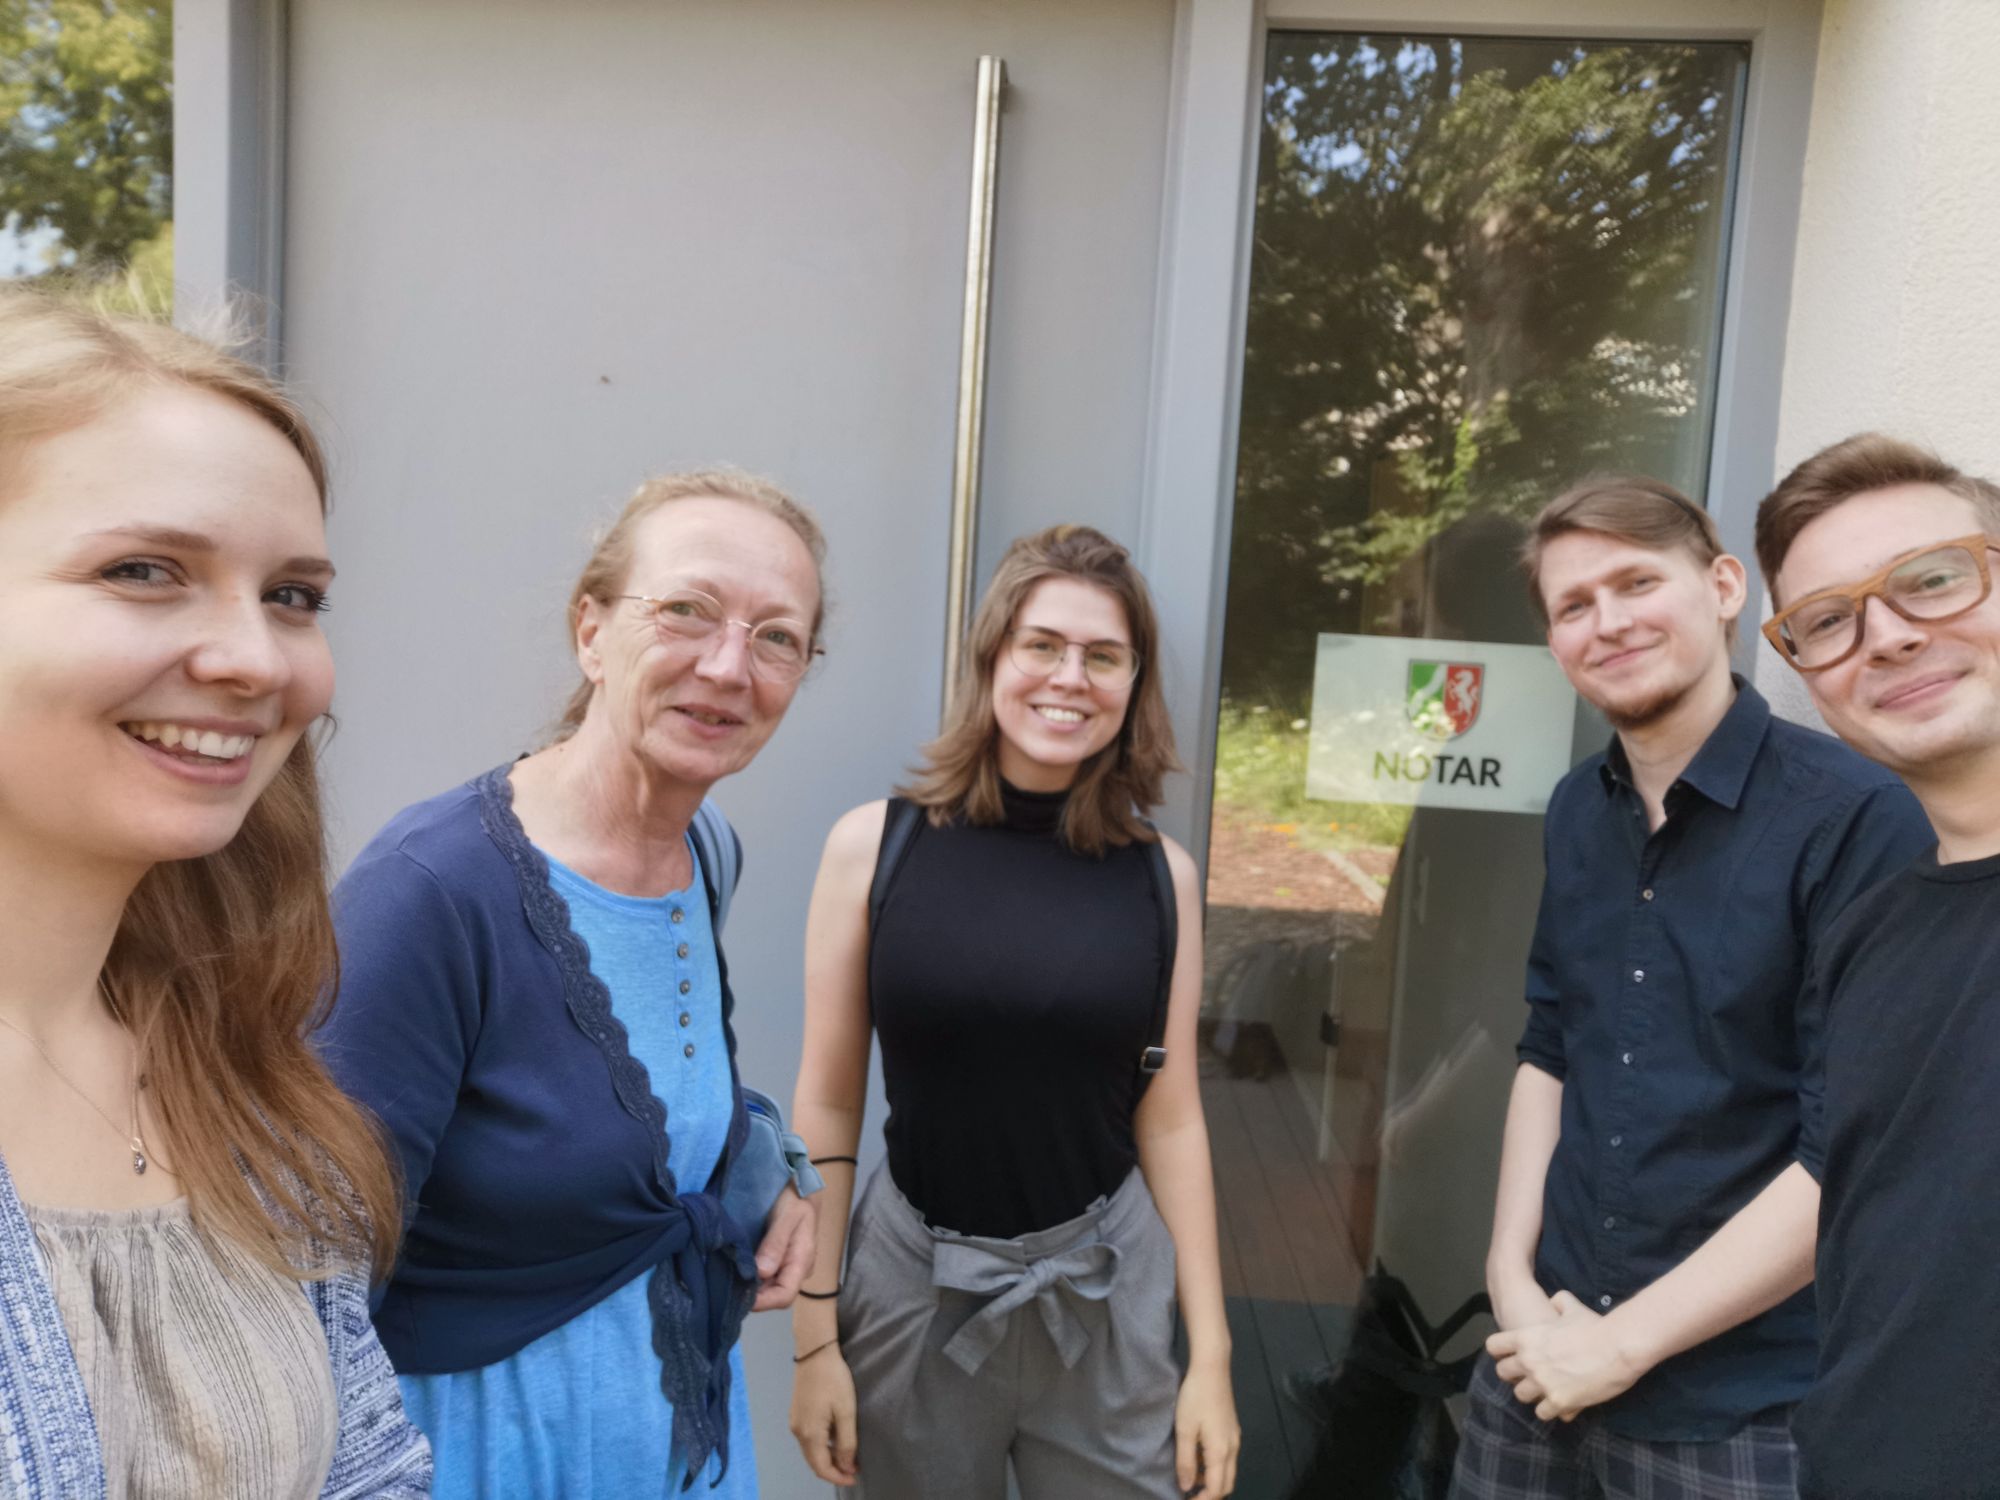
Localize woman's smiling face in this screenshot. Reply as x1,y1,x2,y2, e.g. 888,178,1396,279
0,384,335,874
990,576,1135,792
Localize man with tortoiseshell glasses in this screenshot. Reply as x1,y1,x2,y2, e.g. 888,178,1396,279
1757,432,2000,1500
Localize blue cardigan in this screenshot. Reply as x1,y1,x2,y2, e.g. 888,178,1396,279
0,1151,433,1500
318,766,762,1482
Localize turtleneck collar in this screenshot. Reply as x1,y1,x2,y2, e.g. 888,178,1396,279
999,778,1069,835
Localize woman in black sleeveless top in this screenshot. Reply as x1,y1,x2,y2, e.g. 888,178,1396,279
787,526,1239,1499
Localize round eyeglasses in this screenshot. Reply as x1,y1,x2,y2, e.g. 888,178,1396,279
1005,628,1140,689
620,590,822,682
1762,534,1997,672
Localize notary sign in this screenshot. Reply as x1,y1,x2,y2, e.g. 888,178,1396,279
1306,633,1577,814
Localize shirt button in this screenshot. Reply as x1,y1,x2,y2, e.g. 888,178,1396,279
679,979,692,995
1641,888,1654,901
1621,1052,1633,1065
671,908,685,925
679,1012,692,1028
683,1042,696,1059
1632,969,1645,983
1603,1216,1617,1229
676,943,689,959
1599,1294,1613,1309
1609,1135,1623,1147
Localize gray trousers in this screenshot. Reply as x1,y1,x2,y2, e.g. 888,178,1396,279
838,1165,1182,1500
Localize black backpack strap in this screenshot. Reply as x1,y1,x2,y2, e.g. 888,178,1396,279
1425,1290,1494,1354
1138,823,1176,1086
1345,1272,1493,1398
868,798,926,935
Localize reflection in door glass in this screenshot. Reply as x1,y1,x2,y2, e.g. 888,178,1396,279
1201,33,1744,1497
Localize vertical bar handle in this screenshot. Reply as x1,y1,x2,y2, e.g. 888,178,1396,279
942,55,1007,718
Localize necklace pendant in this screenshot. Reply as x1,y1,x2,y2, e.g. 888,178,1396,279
131,1147,147,1176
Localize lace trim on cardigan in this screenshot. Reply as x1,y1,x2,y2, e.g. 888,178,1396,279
475,765,684,1196
472,764,751,1484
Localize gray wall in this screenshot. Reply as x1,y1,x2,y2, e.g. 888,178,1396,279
281,1,1175,1490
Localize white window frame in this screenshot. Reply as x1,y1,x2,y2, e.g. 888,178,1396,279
1135,0,1822,861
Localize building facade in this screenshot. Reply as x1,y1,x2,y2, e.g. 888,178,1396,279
170,2,1995,1493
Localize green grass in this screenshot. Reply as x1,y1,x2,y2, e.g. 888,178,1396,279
1212,700,1412,853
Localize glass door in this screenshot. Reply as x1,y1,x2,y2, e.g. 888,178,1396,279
1199,31,1746,1496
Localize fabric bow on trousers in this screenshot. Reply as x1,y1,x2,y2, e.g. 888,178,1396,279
932,1235,1120,1375
839,1165,1182,1500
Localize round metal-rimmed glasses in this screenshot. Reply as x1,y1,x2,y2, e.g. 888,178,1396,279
1004,628,1140,689
1762,533,1997,672
619,589,823,682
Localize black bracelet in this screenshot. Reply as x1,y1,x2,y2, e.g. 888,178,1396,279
798,1286,841,1300
810,1155,858,1167
794,1336,840,1364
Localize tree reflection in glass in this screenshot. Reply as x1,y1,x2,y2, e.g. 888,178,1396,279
1201,36,1745,1497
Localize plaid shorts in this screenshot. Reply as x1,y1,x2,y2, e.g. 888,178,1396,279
1449,1354,1797,1500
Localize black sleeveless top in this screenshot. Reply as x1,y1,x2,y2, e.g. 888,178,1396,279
870,784,1165,1238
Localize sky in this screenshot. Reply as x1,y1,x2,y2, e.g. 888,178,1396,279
1,219,63,278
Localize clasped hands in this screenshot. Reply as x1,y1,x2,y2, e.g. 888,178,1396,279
1486,1283,1647,1423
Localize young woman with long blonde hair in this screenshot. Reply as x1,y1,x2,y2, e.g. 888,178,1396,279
0,288,429,1498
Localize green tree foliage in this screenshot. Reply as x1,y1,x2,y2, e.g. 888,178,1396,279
1222,36,1743,702
0,0,172,276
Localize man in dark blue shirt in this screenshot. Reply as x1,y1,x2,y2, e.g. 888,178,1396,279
1450,477,1931,1500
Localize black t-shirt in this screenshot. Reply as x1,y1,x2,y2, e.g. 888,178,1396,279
869,785,1162,1238
1795,845,2000,1499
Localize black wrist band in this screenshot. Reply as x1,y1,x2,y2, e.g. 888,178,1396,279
810,1155,858,1167
794,1337,839,1364
798,1286,841,1300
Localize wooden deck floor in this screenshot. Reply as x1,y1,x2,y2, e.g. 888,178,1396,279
1199,1055,1368,1499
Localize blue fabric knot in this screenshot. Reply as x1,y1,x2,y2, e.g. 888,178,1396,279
932,1236,1120,1375
648,1213,757,1490
466,766,767,1489
676,1191,759,1284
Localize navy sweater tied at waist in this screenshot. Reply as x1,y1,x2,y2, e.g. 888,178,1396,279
319,765,760,1482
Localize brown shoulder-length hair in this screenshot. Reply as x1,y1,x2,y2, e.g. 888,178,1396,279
900,524,1181,855
1756,432,2000,602
0,286,398,1280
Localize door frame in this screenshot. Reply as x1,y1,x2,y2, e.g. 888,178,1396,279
173,0,289,366
1134,0,1824,863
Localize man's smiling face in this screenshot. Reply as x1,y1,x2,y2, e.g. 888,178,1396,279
1538,529,1742,730
1774,483,2000,778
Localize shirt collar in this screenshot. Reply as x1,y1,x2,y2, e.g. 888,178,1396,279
1597,674,1771,811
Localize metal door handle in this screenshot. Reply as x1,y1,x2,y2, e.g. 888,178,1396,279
941,56,1007,717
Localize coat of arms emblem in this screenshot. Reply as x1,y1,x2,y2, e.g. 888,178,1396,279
1406,660,1484,740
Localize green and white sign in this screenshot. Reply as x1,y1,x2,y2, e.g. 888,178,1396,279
1307,633,1577,813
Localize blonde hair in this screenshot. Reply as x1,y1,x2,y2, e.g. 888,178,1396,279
553,468,828,738
900,524,1181,855
0,285,397,1279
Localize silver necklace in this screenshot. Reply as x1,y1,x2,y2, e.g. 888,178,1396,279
0,994,150,1175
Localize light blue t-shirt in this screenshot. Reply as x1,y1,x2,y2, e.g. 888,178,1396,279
400,841,758,1498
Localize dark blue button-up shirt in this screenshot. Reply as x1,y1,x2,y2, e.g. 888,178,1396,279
1519,679,1932,1441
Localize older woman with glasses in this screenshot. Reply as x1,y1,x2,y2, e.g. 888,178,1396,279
319,470,825,1499
787,524,1239,1499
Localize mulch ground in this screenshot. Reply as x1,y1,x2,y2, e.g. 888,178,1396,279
1202,803,1398,913
1200,805,1402,1011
